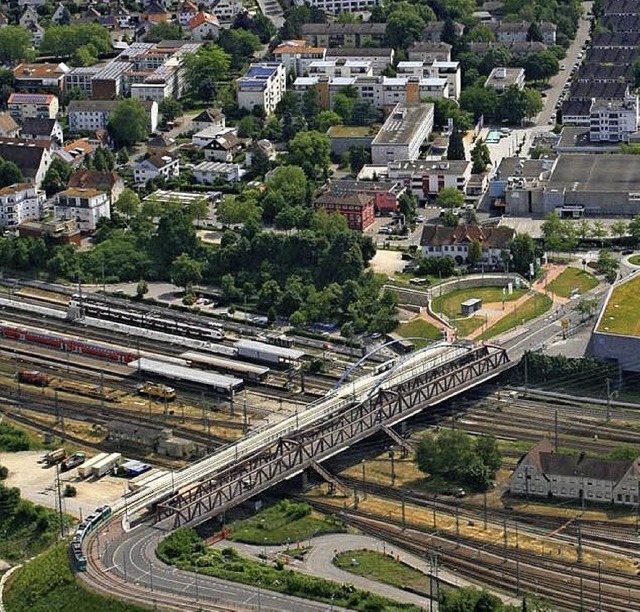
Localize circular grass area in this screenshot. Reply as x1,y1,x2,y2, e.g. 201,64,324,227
431,286,526,319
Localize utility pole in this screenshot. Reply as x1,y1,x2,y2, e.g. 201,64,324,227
554,409,559,452
483,488,488,530
230,390,235,418
503,519,508,550
577,517,583,563
243,395,248,434
401,493,406,529
455,503,460,544
55,463,65,538
100,370,105,410
606,377,611,421
57,390,65,442
523,352,529,395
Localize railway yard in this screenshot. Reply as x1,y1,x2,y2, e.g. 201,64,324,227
2,281,640,610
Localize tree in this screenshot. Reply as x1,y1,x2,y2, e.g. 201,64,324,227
610,220,628,241
527,21,543,42
302,87,320,124
287,130,331,180
154,208,197,266
509,233,536,276
217,195,262,224
348,145,370,175
440,587,506,612
40,24,112,58
471,138,491,174
42,158,72,196
266,166,307,205
170,253,204,290
71,45,98,67
114,188,140,220
144,22,184,42
0,160,22,188
436,187,465,209
315,110,343,133
398,191,417,223
468,240,482,264
596,249,619,282
385,6,426,49
576,297,598,321
446,129,465,161
0,27,34,63
591,220,608,247
460,87,499,123
219,29,261,70
183,45,231,101
136,279,149,299
158,98,182,123
522,50,559,82
108,99,149,148
628,213,640,243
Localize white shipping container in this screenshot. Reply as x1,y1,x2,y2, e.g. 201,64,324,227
91,453,122,478
78,452,109,478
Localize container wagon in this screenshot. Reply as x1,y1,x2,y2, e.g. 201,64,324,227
18,370,50,386
78,452,109,478
91,452,121,478
44,448,66,465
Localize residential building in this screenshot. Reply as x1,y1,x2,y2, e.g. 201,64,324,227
58,138,94,167
273,41,327,77
0,113,20,138
326,48,395,74
203,132,241,162
487,20,556,45
308,59,374,78
201,0,243,22
19,0,46,7
147,133,176,156
509,439,640,507
0,182,46,227
18,218,80,245
192,160,244,183
142,0,170,23
55,188,110,232
396,60,461,99
371,103,434,165
319,179,406,215
65,66,100,97
421,21,465,43
134,155,179,185
13,63,70,92
408,42,452,63
178,0,198,25
189,11,220,41
419,223,515,265
191,108,225,133
192,126,232,148
314,191,375,231
21,118,63,145
7,93,59,122
67,99,159,134
68,170,125,206
19,6,39,27
297,0,381,15
301,23,386,48
236,63,286,116
485,67,525,92
589,97,639,143
388,159,472,201
0,140,51,187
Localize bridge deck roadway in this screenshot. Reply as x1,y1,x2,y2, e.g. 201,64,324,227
118,342,472,519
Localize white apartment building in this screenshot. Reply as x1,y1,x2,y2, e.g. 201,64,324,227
67,100,159,134
395,60,461,99
590,97,639,143
388,159,472,201
134,155,180,185
0,183,46,227
308,59,373,78
54,188,110,232
193,161,244,183
236,63,286,116
273,41,327,77
7,93,59,121
293,0,381,14
371,103,434,165
200,0,242,22
485,67,526,92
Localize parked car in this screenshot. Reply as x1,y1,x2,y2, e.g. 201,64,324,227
378,226,393,234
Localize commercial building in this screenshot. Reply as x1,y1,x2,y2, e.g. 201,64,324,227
236,63,286,116
55,188,110,232
396,60,461,99
509,439,640,506
13,62,70,92
314,191,375,230
7,93,59,122
491,154,640,217
388,159,472,202
371,103,434,164
134,155,179,185
318,179,406,215
485,67,525,92
589,97,639,142
0,183,46,227
192,161,244,183
67,99,158,134
419,223,514,265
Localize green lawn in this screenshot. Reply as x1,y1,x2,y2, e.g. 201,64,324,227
396,318,443,348
598,274,640,336
628,254,640,266
431,286,526,319
333,550,430,594
229,500,345,545
479,293,553,340
451,316,484,338
546,268,598,298
4,543,148,612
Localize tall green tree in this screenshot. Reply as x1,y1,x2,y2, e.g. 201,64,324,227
114,188,141,220
446,129,466,161
108,99,149,148
0,160,22,188
287,131,331,180
509,233,536,276
471,138,491,174
144,22,184,42
170,253,204,289
42,158,72,196
183,45,231,102
0,27,35,63
158,98,182,123
436,187,465,209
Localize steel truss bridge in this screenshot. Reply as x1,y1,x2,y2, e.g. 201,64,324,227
155,342,510,528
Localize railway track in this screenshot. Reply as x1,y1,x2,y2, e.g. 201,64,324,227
307,499,640,612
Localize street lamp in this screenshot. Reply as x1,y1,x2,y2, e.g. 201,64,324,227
388,447,395,486
361,459,366,500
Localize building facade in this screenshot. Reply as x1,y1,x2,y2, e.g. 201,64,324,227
55,188,110,232
589,97,639,142
7,93,59,121
236,63,287,116
388,159,472,201
134,155,180,185
67,99,158,134
0,183,46,227
314,192,375,230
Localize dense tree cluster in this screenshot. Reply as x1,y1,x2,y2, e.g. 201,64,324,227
460,85,542,125
416,430,502,492
40,23,111,64
108,99,150,148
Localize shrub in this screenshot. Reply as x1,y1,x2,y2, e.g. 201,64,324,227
63,485,76,498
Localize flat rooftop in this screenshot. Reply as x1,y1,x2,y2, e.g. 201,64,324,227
372,103,433,147
597,274,640,337
548,155,640,192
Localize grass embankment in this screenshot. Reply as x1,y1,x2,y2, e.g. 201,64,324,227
396,318,442,347
546,268,598,298
334,550,430,594
229,500,345,545
431,286,526,318
452,316,484,338
598,273,640,336
158,528,419,612
480,293,553,340
627,254,640,266
4,542,148,612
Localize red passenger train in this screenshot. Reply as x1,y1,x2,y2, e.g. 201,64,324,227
0,324,136,364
